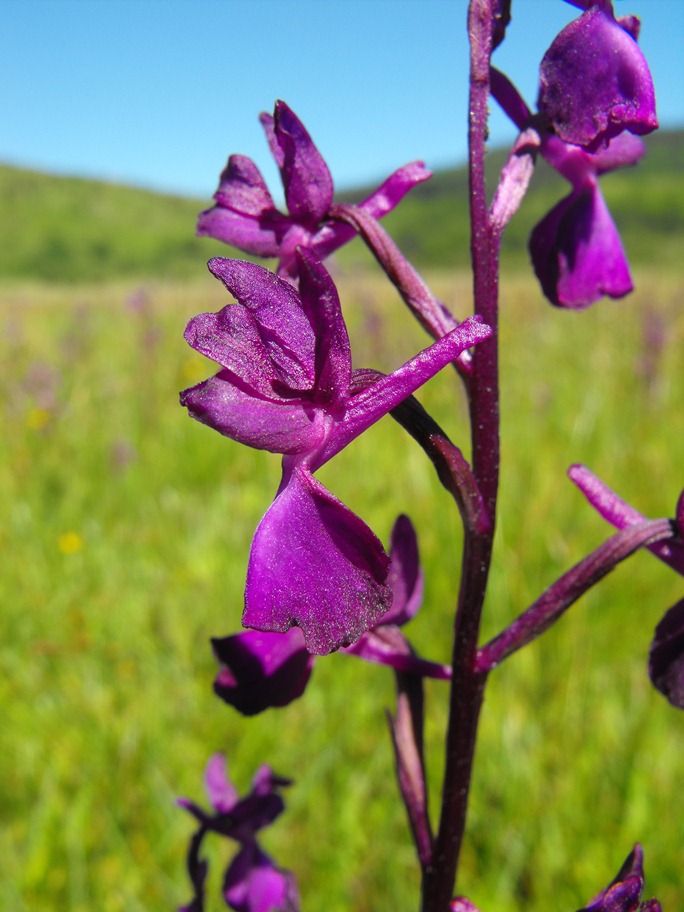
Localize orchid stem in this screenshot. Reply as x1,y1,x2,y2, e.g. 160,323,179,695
422,2,499,908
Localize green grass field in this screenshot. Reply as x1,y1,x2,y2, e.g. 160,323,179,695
1,264,683,911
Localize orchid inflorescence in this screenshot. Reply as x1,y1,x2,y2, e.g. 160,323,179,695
176,2,680,910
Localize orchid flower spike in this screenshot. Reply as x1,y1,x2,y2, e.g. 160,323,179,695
212,515,451,715
197,100,431,278
181,251,491,654
177,755,299,912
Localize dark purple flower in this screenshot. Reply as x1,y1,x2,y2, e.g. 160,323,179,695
579,845,662,912
197,100,431,278
177,755,299,912
213,628,315,716
538,1,657,151
181,251,491,654
649,598,684,710
211,515,451,715
569,464,684,707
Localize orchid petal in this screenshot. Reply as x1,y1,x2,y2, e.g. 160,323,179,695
380,514,424,626
295,248,351,406
244,466,392,655
538,4,657,150
205,259,317,390
224,844,299,912
267,100,333,226
649,598,684,709
343,624,450,679
196,155,286,258
212,629,313,716
581,845,645,912
204,754,239,814
180,371,321,455
567,464,684,574
529,184,632,309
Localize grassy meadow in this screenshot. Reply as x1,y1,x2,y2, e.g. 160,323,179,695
1,259,683,912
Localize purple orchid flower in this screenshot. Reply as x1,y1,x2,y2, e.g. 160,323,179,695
197,100,431,278
579,845,662,912
538,1,657,152
177,754,299,912
490,60,649,309
181,250,491,655
569,464,684,708
212,514,451,715
490,2,657,308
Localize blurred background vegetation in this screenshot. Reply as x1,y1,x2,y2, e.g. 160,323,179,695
2,130,682,282
1,133,683,911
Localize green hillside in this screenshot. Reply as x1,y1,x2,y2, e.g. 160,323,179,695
1,130,682,283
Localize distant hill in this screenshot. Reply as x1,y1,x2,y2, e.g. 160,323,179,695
2,130,682,283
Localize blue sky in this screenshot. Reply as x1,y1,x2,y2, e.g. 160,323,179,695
2,0,682,200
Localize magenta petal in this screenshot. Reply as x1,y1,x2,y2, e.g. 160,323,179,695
204,754,239,814
649,598,684,709
212,155,276,215
244,467,392,655
196,154,288,258
295,248,351,406
567,465,684,574
212,629,314,715
343,625,451,679
197,206,285,259
592,132,645,175
380,514,424,626
180,372,321,455
538,4,657,150
184,304,280,399
450,900,483,912
358,161,432,220
530,184,632,309
224,844,299,912
205,259,317,391
268,101,333,226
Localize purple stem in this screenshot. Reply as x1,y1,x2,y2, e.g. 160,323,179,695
477,517,676,671
423,2,499,908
